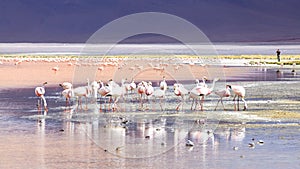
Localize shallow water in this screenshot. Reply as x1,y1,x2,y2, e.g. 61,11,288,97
0,67,300,168
1,43,300,55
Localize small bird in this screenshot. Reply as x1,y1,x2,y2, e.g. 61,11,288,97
257,140,264,145
186,139,194,147
233,146,239,151
248,142,255,148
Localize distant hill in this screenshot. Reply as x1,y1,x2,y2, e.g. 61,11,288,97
0,0,300,43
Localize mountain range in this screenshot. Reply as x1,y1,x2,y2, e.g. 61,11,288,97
0,0,299,43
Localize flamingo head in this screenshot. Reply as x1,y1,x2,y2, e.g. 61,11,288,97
226,85,232,89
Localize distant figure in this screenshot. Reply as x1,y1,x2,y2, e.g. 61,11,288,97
276,49,281,62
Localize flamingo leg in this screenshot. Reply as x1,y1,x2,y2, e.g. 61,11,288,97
181,95,185,111
85,96,88,110
146,96,151,110
221,98,226,110
233,95,237,111
237,96,240,111
80,97,83,110
195,98,200,110
37,99,41,113
191,98,194,110
41,95,48,111
194,98,198,110
37,99,40,109
98,96,102,112
176,96,182,111
159,98,163,111
214,98,221,111
241,97,247,111
139,94,143,109
113,97,119,112
107,96,112,111
200,96,204,111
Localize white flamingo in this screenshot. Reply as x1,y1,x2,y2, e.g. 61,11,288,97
123,79,132,94
98,81,111,111
227,85,248,111
145,82,154,97
137,81,147,109
59,82,72,90
143,81,154,110
190,78,219,111
148,77,168,111
173,83,189,111
35,82,48,111
106,80,126,111
160,76,168,91
152,88,166,111
214,85,231,110
73,85,90,110
61,88,73,107
195,76,208,87
128,79,137,100
129,79,137,92
90,80,100,101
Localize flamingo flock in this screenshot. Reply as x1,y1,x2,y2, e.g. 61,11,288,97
35,76,248,112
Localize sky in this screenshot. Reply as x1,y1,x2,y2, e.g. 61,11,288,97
0,0,300,43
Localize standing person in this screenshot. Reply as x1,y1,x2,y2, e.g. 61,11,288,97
276,49,281,62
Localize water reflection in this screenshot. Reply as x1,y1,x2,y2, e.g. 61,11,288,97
36,110,47,169
74,112,248,159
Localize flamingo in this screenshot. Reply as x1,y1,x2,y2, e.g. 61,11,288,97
145,81,154,97
143,81,154,109
59,82,72,90
152,88,166,111
98,81,111,97
59,82,73,107
159,76,168,91
98,80,111,111
106,80,126,111
35,82,48,111
90,80,100,101
195,76,208,87
61,88,73,107
192,76,209,105
52,65,59,73
190,78,219,111
137,81,147,109
121,79,133,100
126,79,137,100
123,79,132,93
59,81,90,109
129,79,137,92
73,85,90,110
146,77,167,111
214,85,231,111
227,85,247,111
173,83,189,111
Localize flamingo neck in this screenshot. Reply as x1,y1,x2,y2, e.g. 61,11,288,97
41,95,47,107
210,79,217,92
